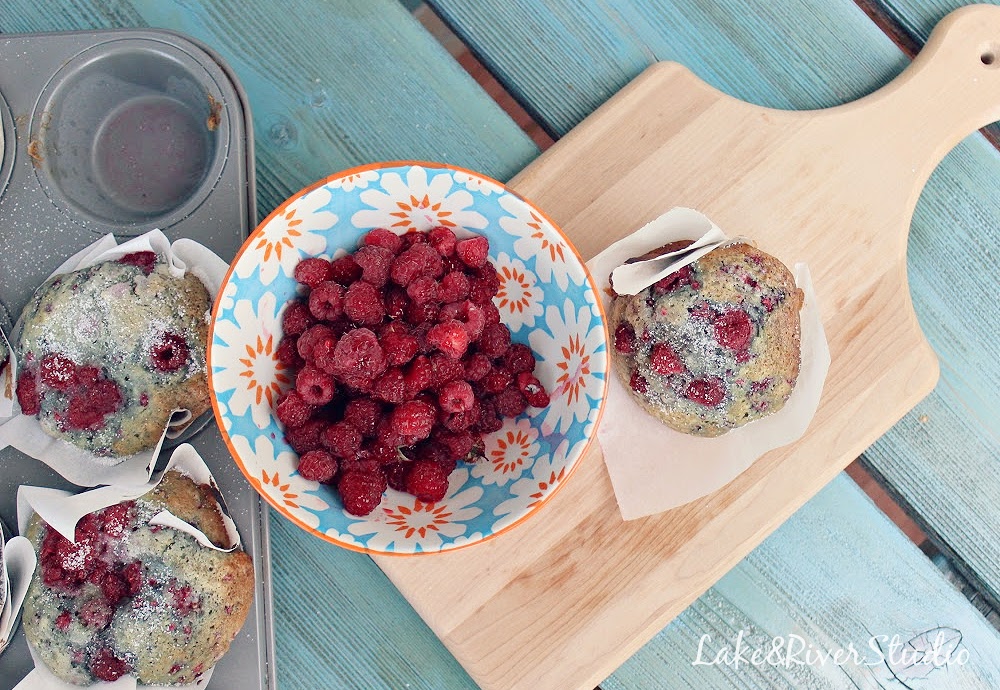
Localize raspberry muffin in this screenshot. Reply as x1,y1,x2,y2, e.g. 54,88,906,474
15,251,211,456
610,241,804,437
22,471,254,685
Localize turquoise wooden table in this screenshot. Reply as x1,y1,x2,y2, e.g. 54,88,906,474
1,1,999,689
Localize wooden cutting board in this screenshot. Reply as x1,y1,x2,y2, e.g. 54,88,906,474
374,6,1000,689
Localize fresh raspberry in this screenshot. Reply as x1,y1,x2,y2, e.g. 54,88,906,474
383,285,409,319
382,330,419,366
344,281,386,326
428,226,457,256
149,332,190,372
80,598,114,629
614,323,636,354
492,386,528,418
455,235,489,268
294,257,335,288
363,227,404,254
343,398,382,438
415,440,451,466
90,648,130,682
480,366,513,394
502,343,536,374
525,388,550,408
630,370,648,395
402,231,429,247
353,245,394,287
427,320,470,359
440,405,477,432
714,310,753,350
477,322,511,358
515,371,544,397
391,400,436,442
275,390,313,428
439,300,486,340
117,251,157,273
650,343,684,375
375,416,405,448
383,461,410,492
653,265,697,294
331,328,386,382
296,366,337,405
297,449,338,482
473,400,503,433
404,459,450,502
285,419,326,454
438,380,474,413
404,299,439,325
391,243,443,286
685,378,726,406
337,470,388,516
329,255,363,285
429,354,465,389
480,301,501,326
372,367,407,404
296,324,338,367
281,300,315,336
308,280,345,321
67,379,123,431
406,275,440,304
276,336,305,369
403,355,434,396
39,353,77,390
436,429,474,460
366,440,400,465
469,277,498,304
439,271,470,302
463,352,491,381
122,561,143,595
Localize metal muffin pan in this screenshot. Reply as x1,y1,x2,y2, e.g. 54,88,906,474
0,29,274,690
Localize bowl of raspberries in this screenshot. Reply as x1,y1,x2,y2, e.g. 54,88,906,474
209,162,609,554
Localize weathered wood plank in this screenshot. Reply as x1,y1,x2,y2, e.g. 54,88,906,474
604,474,1000,689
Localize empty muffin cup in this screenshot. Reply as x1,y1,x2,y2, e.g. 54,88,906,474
30,38,230,232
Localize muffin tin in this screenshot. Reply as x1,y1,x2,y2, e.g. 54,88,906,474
0,29,274,689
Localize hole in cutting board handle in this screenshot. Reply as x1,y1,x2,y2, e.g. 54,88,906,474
981,42,999,67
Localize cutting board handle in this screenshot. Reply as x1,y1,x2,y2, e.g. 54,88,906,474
847,4,1000,173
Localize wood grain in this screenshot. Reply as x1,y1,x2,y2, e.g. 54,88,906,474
375,7,1000,689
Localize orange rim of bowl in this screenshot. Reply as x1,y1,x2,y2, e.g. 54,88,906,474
208,159,610,556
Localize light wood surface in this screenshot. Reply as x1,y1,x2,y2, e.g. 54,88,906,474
375,6,1000,689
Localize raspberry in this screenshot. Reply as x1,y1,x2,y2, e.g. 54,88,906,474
276,336,305,369
456,235,489,268
382,330,419,366
502,343,536,374
415,440,451,466
436,429,474,459
90,648,130,682
296,324,337,362
391,243,443,286
427,320,470,359
80,598,114,629
353,245,394,287
404,459,450,502
296,366,337,405
39,353,77,390
428,226,457,256
438,380,474,413
463,353,491,381
430,354,465,389
439,271,470,302
329,255,363,284
477,322,511,358
375,416,405,448
67,379,123,431
630,370,648,395
406,275,440,304
372,367,407,404
480,367,513,394
363,228,405,254
685,378,726,406
614,323,636,354
525,388,550,408
99,570,129,606
480,301,501,326
714,310,753,350
275,390,313,428
469,277,498,304
515,371,544,396
650,343,684,375
391,400,436,442
384,286,409,319
338,470,388,516
343,398,382,438
122,561,143,595
55,611,71,630
149,332,190,372
403,231,429,247
344,281,386,326
653,265,697,294
117,251,157,273
493,386,528,418
439,300,485,340
473,400,503,433
308,281,345,321
404,299,439,325
403,355,433,396
331,328,386,382
441,405,477,432
384,461,410,491
281,301,315,336
294,257,335,288
285,419,326,454
297,449,338,482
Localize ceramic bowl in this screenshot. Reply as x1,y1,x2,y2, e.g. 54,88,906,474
209,162,608,554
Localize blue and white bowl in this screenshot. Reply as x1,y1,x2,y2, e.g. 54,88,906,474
209,162,608,554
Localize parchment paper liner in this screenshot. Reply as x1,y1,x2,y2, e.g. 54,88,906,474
0,325,15,418
0,230,228,487
12,443,242,690
0,521,35,657
588,207,831,520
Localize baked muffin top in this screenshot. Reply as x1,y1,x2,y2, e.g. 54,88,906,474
610,241,803,437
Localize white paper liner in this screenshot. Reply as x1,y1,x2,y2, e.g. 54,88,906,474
0,325,15,418
588,208,831,520
0,230,229,487
12,443,240,690
1,522,36,655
